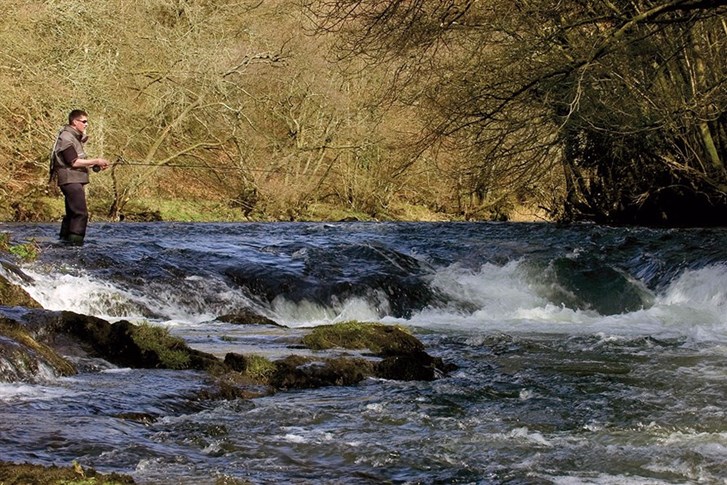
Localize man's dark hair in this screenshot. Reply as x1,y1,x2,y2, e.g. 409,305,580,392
68,109,88,124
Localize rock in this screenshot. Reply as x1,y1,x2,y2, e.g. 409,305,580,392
302,321,425,356
0,460,135,484
0,316,76,382
217,308,283,327
56,313,227,374
269,355,375,390
299,321,455,382
217,351,380,394
0,308,227,377
113,412,158,425
223,352,248,372
0,308,453,394
0,265,41,308
377,351,454,381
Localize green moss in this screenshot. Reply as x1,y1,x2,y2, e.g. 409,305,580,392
9,241,39,261
131,323,191,370
302,321,424,356
0,319,75,376
243,354,276,382
0,233,39,262
0,232,12,250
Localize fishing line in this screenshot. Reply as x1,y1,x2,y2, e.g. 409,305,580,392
110,156,292,174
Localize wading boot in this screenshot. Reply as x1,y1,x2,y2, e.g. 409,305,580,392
66,233,85,246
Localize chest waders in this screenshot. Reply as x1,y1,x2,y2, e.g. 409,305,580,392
59,183,88,245
52,127,90,246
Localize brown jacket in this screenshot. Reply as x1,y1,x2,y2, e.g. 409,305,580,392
51,125,89,186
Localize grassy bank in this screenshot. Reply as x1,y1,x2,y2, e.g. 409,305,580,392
2,193,549,224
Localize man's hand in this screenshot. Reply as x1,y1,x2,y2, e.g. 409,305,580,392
92,158,111,171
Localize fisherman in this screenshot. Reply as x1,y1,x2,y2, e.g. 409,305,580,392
49,109,110,245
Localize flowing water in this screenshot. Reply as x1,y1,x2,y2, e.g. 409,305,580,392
1,222,726,484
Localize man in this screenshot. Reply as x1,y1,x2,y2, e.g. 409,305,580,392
50,109,110,245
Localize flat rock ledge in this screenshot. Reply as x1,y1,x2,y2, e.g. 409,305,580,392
1,267,454,393
0,306,454,392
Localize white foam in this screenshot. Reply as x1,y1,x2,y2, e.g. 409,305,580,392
0,382,74,402
271,293,387,327
19,268,256,324
660,264,727,307
406,262,727,342
282,433,307,444
15,256,727,343
508,426,553,447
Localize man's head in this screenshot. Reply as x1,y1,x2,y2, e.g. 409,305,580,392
68,109,89,133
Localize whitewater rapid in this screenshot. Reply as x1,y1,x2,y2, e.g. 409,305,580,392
3,222,727,484
18,259,727,344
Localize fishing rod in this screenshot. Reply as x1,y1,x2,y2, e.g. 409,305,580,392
102,156,288,173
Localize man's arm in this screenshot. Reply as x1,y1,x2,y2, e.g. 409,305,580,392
60,146,110,170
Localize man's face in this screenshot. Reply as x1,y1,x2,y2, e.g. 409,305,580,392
72,116,88,133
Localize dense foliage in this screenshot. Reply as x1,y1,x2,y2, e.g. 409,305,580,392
1,0,724,225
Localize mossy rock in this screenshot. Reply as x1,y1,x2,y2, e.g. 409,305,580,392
0,317,75,382
223,352,278,381
302,321,425,356
302,322,456,382
269,354,375,390
0,460,135,484
220,352,375,391
376,352,454,381
0,263,41,308
129,323,194,370
53,312,226,374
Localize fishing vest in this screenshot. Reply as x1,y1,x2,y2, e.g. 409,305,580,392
50,125,89,186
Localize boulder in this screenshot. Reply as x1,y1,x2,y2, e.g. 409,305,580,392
0,308,227,381
269,354,376,390
301,321,455,381
0,316,75,382
0,261,41,308
302,321,425,356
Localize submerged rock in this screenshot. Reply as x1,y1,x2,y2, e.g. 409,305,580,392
217,307,284,327
377,351,452,381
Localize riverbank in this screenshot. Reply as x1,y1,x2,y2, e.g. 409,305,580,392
2,194,551,224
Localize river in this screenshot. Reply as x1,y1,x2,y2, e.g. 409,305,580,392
1,221,726,484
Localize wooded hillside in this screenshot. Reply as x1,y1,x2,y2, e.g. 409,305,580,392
1,0,725,225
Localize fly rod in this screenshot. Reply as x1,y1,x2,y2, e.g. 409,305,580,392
102,156,289,174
